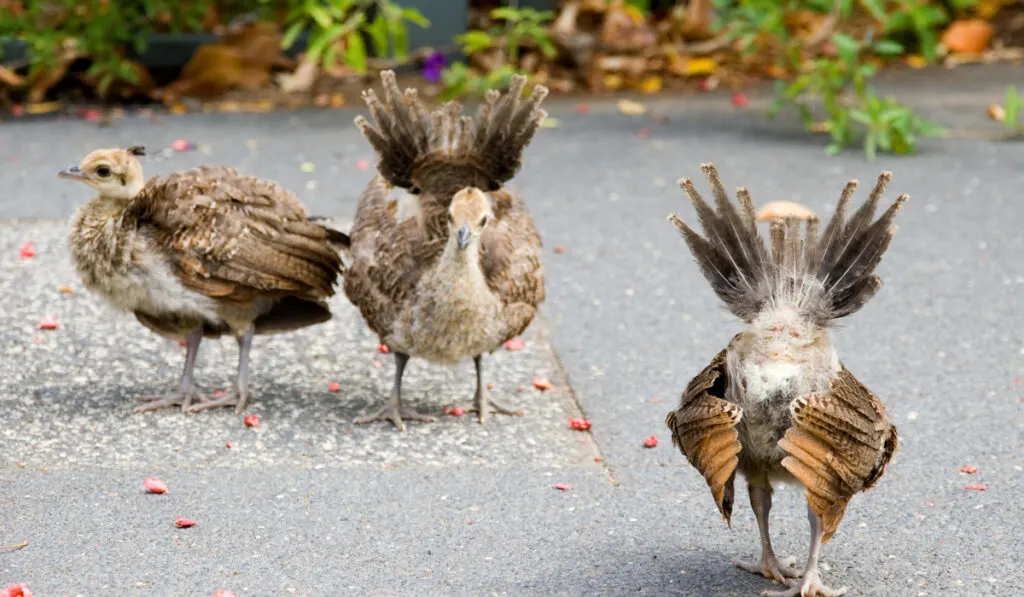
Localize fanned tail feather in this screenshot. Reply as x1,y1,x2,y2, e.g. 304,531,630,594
354,70,549,193
668,163,908,324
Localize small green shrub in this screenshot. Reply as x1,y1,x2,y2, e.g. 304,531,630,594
440,6,556,100
712,0,974,160
281,0,430,73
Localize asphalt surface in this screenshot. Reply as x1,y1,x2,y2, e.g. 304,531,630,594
1,65,1022,596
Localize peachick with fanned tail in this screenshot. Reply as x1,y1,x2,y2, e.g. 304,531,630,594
345,70,547,430
664,163,906,597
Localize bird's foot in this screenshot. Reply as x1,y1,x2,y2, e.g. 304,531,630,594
468,390,524,424
186,388,251,414
135,389,201,413
734,554,803,584
762,568,846,597
354,403,435,431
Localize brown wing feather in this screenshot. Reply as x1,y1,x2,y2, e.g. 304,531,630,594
480,189,545,341
778,365,898,543
343,176,440,339
665,347,744,524
133,166,343,304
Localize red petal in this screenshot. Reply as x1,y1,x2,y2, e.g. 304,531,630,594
212,389,228,397
213,591,236,597
175,517,196,528
328,382,342,392
37,316,59,330
553,246,567,254
635,128,650,138
18,242,35,258
533,377,553,391
576,103,589,114
959,464,978,474
356,159,370,170
143,477,169,494
243,414,260,428
3,583,33,597
171,139,190,152
568,418,591,431
643,435,658,448
83,109,101,121
377,344,390,353
444,405,465,416
732,93,749,108
553,483,571,491
11,105,24,117
964,483,987,491
224,441,235,449
504,338,525,351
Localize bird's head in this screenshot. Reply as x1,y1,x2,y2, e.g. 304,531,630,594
448,187,493,251
58,146,146,201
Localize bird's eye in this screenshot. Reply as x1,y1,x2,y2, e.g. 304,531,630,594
410,186,421,195
95,166,111,178
479,215,489,227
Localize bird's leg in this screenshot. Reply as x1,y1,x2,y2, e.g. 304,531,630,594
466,354,524,424
763,504,848,597
734,484,803,584
188,326,255,414
136,329,203,413
354,352,435,431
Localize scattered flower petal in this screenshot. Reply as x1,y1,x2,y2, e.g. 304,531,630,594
18,242,35,258
59,285,74,294
684,57,718,76
941,19,993,55
504,338,525,351
11,105,24,117
444,405,466,417
965,483,987,491
533,377,553,391
225,441,235,449
171,139,190,152
540,117,560,128
569,417,591,431
300,162,315,173
175,517,196,528
243,414,260,428
356,159,370,171
422,51,446,83
212,389,228,397
616,99,648,116
553,246,567,254
143,477,169,494
328,382,342,392
732,93,749,108
213,591,236,597
82,109,101,121
756,200,816,221
960,465,978,474
643,435,658,448
576,103,589,114
37,316,59,330
635,127,650,138
553,483,572,491
1,583,32,597
377,344,390,354
988,103,1007,123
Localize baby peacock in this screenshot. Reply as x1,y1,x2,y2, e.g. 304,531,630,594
59,146,347,414
345,70,547,430
665,164,905,597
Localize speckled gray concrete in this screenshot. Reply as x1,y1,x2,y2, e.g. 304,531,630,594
1,65,1023,596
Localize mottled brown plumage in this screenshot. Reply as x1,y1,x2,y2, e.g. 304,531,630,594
345,70,547,430
59,147,347,414
665,163,904,597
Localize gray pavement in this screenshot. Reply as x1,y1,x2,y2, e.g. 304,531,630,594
1,65,1022,596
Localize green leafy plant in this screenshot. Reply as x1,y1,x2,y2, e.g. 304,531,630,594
991,85,1022,135
281,0,429,73
440,6,556,99
712,0,955,160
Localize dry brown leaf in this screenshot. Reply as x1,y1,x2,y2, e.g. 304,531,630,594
941,19,993,54
757,201,816,221
616,99,648,115
988,103,1006,122
25,101,63,115
683,57,718,76
276,56,319,93
0,65,23,87
158,21,289,101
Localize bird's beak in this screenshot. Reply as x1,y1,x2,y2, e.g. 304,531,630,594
456,224,471,250
57,166,85,181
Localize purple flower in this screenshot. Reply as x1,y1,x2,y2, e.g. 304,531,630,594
422,51,446,83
